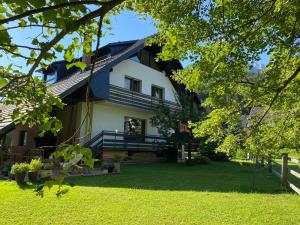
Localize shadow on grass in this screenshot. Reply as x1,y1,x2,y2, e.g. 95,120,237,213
65,161,286,194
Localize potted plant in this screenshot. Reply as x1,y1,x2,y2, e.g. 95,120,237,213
28,159,42,182
11,163,30,184
113,155,121,173
39,163,54,180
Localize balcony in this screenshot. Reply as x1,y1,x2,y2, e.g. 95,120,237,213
108,85,181,112
84,130,199,158
84,131,173,157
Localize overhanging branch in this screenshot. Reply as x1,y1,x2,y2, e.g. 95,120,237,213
0,0,113,25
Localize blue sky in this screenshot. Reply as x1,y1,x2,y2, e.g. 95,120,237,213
2,10,268,73
2,10,159,73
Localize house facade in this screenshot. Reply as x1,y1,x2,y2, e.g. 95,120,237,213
0,37,200,162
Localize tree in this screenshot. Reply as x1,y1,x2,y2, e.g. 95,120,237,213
0,0,126,135
137,0,300,158
151,93,203,160
1,0,299,161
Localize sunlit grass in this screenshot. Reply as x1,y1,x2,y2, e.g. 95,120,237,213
0,161,299,225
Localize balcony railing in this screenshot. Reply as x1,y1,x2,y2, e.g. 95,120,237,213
84,130,174,157
84,130,199,158
109,85,181,112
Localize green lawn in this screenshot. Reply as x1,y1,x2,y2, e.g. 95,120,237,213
0,161,299,225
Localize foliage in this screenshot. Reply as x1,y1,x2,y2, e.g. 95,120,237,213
137,0,300,158
11,163,30,174
35,144,96,197
151,93,202,138
194,155,211,164
29,159,42,172
41,163,54,170
0,0,127,135
1,163,299,224
52,144,97,172
199,140,230,161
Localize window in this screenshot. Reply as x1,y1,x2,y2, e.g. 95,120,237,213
151,85,164,100
125,77,141,93
19,131,27,146
137,50,161,71
124,117,146,141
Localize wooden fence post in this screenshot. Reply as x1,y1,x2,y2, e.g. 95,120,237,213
281,154,288,188
267,157,272,173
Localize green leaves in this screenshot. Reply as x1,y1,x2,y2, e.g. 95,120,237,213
138,0,300,157
0,78,7,87
66,61,87,71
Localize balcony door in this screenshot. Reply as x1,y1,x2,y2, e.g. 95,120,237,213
124,117,146,142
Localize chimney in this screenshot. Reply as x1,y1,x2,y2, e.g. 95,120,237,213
82,33,92,67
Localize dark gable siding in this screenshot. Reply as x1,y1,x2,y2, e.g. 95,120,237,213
90,67,110,99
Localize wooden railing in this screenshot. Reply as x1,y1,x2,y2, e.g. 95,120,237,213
266,154,300,195
109,85,181,112
84,130,200,158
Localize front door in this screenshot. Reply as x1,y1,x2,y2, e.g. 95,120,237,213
124,117,146,142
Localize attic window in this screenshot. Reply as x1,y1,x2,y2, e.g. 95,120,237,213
46,71,57,84
151,85,164,100
137,50,160,71
125,76,141,93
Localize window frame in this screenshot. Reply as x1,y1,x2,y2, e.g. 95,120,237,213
151,85,165,100
124,76,142,93
19,130,28,147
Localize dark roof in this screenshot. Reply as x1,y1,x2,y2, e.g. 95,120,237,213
0,37,152,133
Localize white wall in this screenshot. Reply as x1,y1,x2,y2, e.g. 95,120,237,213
90,101,159,138
109,59,178,103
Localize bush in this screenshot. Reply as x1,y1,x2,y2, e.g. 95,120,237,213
29,159,42,172
210,152,230,162
194,156,211,164
42,163,54,170
11,163,30,174
198,139,231,162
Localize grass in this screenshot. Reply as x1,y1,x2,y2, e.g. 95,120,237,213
0,161,299,225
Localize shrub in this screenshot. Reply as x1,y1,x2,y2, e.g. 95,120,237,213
194,156,211,164
198,139,231,162
210,152,230,162
29,159,42,172
42,163,54,170
11,163,30,174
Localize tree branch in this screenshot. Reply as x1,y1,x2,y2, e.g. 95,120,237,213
26,0,125,78
256,65,300,126
0,43,41,50
0,24,59,32
0,0,113,25
0,47,33,59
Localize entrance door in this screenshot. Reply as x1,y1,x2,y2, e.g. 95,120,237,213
124,117,146,142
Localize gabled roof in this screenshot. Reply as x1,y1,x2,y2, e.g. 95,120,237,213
0,37,154,134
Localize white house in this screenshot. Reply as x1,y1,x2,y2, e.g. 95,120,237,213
0,37,201,162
